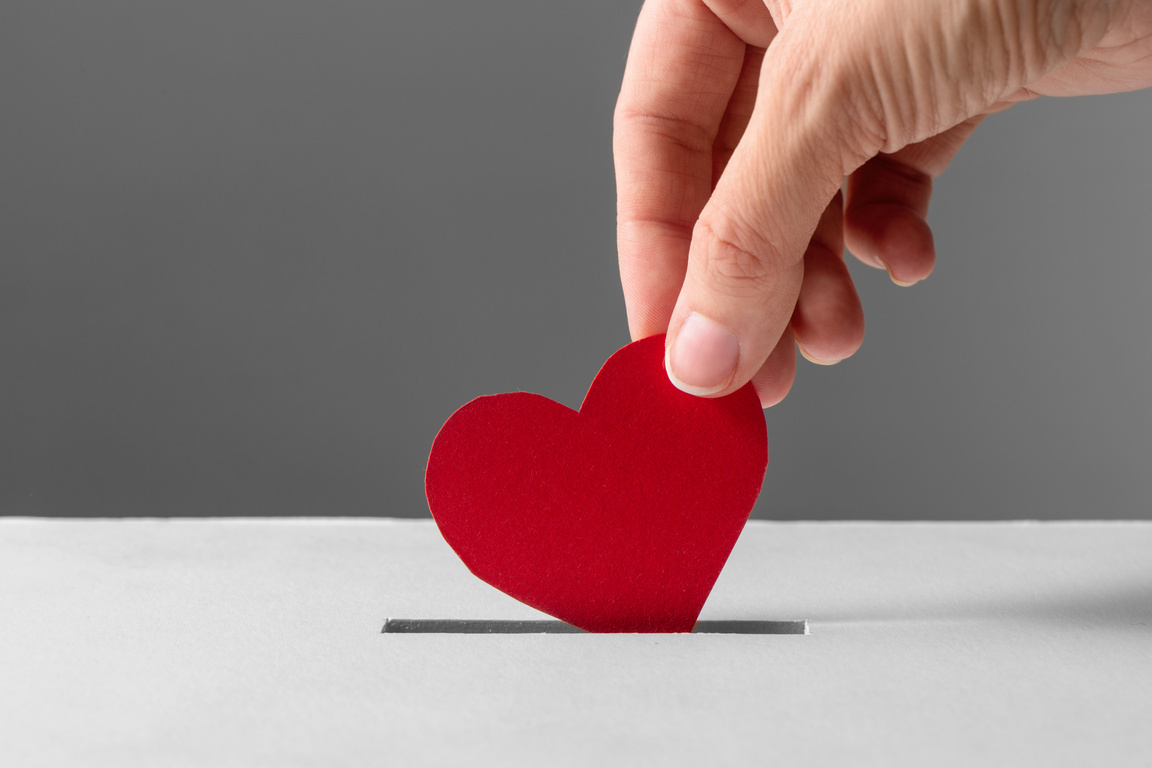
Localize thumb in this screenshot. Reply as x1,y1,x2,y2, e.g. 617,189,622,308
664,24,867,398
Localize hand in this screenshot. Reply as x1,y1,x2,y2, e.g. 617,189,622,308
615,0,1152,406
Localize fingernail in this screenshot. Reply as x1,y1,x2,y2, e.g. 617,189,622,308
666,313,739,396
873,251,918,285
797,343,841,366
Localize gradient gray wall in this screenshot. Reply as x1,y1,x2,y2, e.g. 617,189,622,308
3,1,1150,520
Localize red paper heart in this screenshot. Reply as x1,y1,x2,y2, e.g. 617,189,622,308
425,335,767,633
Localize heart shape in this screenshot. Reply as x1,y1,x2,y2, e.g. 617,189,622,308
425,335,768,632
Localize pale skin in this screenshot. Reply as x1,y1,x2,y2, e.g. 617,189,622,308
615,0,1152,407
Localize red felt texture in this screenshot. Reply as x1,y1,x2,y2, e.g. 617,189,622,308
424,334,768,633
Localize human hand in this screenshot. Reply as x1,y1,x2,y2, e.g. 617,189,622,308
615,0,1152,406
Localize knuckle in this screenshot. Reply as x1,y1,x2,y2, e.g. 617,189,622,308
692,221,776,299
613,109,713,157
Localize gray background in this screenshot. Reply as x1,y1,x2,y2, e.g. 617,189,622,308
3,1,1150,520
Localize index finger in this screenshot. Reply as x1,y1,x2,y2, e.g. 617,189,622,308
613,0,768,341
